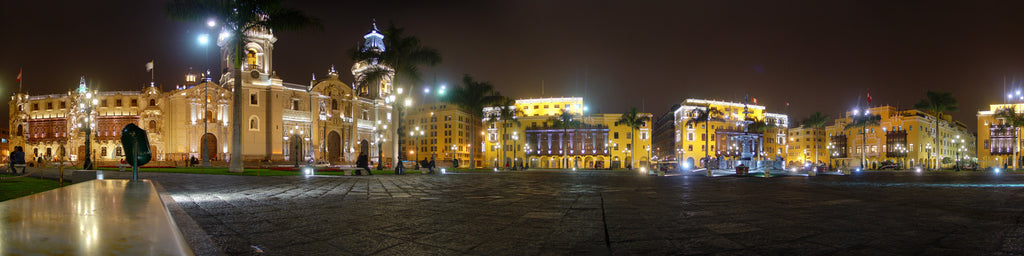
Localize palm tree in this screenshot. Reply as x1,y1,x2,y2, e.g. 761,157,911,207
615,107,650,170
445,75,503,169
167,0,321,173
845,114,881,169
350,23,442,91
548,111,580,168
685,106,724,169
913,91,958,170
801,112,831,166
350,23,441,172
995,107,1024,170
494,97,521,169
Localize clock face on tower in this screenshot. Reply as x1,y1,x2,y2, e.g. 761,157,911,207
251,70,260,79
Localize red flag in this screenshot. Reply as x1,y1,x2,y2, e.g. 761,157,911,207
15,68,21,82
785,102,790,106
866,89,872,104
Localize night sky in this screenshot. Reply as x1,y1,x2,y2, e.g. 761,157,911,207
3,0,1024,131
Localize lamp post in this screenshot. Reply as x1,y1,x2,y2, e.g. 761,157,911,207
287,127,306,168
410,126,424,169
373,120,387,170
511,131,519,170
198,18,215,167
320,110,331,164
78,90,99,170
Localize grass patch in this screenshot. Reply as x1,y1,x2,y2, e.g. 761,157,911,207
0,175,66,201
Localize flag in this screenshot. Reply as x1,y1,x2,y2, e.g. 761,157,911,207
145,61,154,72
866,89,872,104
15,68,21,82
785,102,790,107
752,98,758,104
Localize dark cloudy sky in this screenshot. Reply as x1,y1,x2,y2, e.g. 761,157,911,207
2,0,1024,130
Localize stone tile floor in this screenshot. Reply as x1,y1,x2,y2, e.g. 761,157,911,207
149,170,1024,255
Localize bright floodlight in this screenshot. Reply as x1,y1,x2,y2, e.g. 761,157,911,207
852,109,859,115
207,19,216,28
424,87,430,93
198,34,209,45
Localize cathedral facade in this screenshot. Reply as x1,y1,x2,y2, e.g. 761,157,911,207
9,24,398,166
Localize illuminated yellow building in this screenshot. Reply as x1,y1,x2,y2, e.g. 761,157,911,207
786,126,829,166
401,102,481,167
673,99,789,169
825,106,975,169
976,103,1024,169
482,97,653,169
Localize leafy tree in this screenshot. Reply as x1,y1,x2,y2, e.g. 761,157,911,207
167,0,321,173
445,75,503,169
801,112,831,165
615,107,650,170
685,106,724,168
913,91,957,170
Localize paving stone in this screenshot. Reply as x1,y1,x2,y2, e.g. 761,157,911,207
143,170,1024,255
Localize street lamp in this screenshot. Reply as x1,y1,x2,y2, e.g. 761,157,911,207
410,126,425,169
76,87,99,170
287,127,307,167
512,131,519,170
373,120,387,170
320,110,331,164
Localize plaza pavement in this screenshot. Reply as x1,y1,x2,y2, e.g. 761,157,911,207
139,169,1024,255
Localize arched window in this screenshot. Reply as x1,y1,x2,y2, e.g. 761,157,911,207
16,124,22,136
249,116,260,131
116,147,123,156
331,99,338,110
148,120,157,130
149,99,156,106
101,147,107,157
247,49,258,69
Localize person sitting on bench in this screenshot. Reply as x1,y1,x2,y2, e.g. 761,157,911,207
9,146,26,174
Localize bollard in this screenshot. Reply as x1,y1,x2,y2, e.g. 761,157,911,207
808,169,816,177
764,169,771,178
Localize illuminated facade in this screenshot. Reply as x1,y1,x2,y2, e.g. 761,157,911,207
786,126,829,166
825,106,975,169
673,99,789,169
977,103,1024,169
482,97,653,169
401,102,481,167
9,23,397,165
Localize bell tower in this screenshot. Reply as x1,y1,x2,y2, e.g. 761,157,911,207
217,25,277,84
351,21,393,99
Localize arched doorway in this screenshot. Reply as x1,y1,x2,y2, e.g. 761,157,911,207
289,135,302,161
201,133,217,161
328,131,342,163
686,157,695,170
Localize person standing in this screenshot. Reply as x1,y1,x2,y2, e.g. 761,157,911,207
357,152,372,176
428,157,436,174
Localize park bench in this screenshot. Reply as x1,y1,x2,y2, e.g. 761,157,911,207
8,163,26,174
